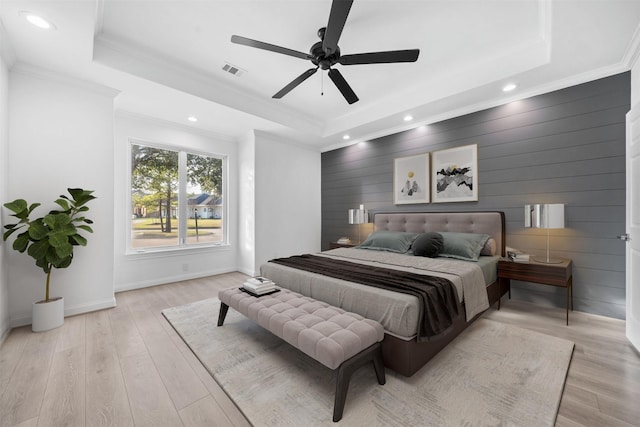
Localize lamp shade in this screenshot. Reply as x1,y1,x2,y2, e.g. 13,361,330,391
524,204,565,229
348,205,367,225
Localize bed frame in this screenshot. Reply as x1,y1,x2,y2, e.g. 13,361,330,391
372,211,506,377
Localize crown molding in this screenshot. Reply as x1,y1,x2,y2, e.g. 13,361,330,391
11,62,120,98
115,109,236,143
622,21,640,70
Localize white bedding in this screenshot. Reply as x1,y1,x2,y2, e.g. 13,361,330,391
260,248,492,340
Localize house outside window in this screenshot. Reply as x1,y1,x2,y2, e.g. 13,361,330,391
130,141,226,251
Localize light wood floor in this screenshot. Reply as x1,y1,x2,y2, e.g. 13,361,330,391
1,272,639,426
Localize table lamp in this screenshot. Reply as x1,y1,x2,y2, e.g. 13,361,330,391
348,204,367,244
525,203,565,263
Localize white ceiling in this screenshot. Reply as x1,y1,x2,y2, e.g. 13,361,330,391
1,0,640,151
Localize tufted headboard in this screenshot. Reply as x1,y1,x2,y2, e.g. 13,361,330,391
373,211,506,257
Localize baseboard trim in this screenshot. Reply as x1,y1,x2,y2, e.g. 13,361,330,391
9,296,117,328
114,267,237,293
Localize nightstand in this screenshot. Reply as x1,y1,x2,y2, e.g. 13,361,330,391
329,242,357,249
497,258,573,325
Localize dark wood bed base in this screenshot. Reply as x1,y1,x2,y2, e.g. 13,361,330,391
372,211,506,377
382,279,504,377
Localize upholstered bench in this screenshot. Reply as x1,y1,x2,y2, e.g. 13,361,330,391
217,287,386,422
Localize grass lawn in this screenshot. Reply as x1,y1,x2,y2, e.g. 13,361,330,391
133,218,222,230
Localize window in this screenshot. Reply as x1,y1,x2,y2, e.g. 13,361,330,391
130,142,226,251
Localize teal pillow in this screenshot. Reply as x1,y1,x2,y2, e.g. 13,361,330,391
358,231,418,253
439,232,490,261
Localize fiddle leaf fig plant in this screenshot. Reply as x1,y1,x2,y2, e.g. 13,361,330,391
2,188,96,302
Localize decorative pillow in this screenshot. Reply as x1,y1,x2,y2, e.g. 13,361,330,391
412,232,444,258
358,231,418,253
439,232,490,261
480,238,497,256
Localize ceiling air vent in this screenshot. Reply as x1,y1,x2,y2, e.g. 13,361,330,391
222,62,245,77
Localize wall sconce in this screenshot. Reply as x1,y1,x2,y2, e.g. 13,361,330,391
348,204,368,244
524,203,565,263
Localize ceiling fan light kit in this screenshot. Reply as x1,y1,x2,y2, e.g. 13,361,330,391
231,0,419,104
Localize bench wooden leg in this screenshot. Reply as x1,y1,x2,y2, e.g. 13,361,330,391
217,302,229,327
373,345,386,386
333,342,384,422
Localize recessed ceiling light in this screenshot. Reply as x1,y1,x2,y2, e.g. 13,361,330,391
20,11,55,30
187,116,198,122
502,83,517,92
342,135,350,140
404,115,413,122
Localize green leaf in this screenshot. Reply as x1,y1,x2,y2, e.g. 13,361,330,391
68,188,96,205
3,228,17,241
53,240,73,259
13,232,30,252
28,221,49,240
27,239,50,260
77,225,94,233
35,256,51,274
70,234,87,246
3,224,26,241
44,213,71,229
3,199,28,214
55,222,76,236
54,255,72,269
54,198,70,211
48,231,70,248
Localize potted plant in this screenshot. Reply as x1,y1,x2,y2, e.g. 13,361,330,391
2,188,96,332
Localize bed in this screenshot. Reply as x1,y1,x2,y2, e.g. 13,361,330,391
260,211,506,377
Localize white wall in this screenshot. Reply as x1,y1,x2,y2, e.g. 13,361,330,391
113,113,238,291
632,57,640,106
7,68,117,326
253,131,321,273
237,131,256,275
0,54,10,340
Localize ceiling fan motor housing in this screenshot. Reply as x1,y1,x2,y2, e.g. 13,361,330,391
311,42,340,70
311,27,341,69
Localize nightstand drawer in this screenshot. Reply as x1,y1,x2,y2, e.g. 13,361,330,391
497,258,573,325
498,259,572,287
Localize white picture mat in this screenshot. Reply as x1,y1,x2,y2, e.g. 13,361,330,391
393,153,430,204
432,144,478,203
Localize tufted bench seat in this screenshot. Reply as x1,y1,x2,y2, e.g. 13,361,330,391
217,286,385,422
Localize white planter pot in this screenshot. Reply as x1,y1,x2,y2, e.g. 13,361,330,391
32,297,64,332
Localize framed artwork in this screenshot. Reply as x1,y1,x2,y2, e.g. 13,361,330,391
431,144,478,203
393,153,430,204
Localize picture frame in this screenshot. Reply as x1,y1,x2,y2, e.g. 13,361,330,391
393,153,430,204
431,144,478,203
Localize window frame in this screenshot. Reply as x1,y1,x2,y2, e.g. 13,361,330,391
126,138,229,254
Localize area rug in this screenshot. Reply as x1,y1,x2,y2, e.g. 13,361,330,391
162,298,574,426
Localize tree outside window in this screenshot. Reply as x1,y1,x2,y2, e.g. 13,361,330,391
130,143,225,250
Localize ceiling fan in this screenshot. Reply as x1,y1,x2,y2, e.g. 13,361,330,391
230,0,419,104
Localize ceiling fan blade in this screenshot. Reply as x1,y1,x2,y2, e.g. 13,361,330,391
273,68,319,99
231,35,311,61
328,68,358,104
339,49,420,65
322,0,353,55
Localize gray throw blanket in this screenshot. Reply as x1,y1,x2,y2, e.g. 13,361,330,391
269,254,460,341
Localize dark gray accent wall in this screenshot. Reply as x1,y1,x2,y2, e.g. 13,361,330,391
322,72,629,319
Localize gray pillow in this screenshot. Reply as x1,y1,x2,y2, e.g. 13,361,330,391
439,232,490,261
358,231,418,253
412,232,444,257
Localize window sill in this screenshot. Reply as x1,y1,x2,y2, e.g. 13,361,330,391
124,243,231,260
